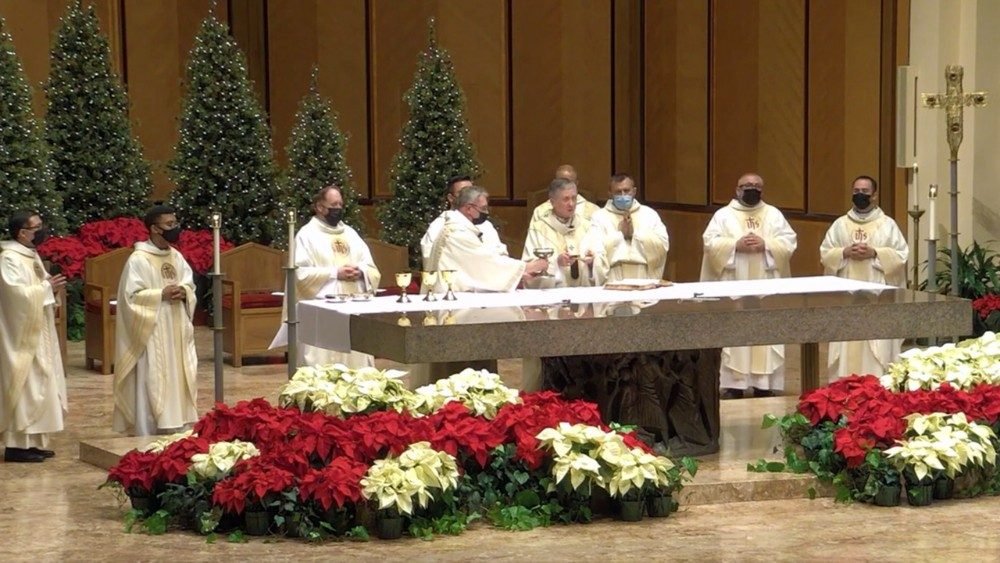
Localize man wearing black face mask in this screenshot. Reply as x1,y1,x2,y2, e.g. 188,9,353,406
428,185,548,292
0,211,67,462
701,173,797,399
113,205,198,436
821,175,909,380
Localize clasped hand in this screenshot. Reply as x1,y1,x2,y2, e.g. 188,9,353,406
161,284,186,301
736,233,765,253
619,215,634,240
843,243,876,260
337,265,362,281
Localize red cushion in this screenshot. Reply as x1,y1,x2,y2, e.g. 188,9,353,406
85,300,117,315
222,291,283,310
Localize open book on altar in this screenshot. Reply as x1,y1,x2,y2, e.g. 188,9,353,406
603,278,673,291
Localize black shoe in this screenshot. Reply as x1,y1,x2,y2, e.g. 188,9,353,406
29,448,55,458
752,387,777,398
721,388,745,400
4,447,45,463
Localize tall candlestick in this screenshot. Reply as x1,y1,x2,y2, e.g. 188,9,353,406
928,184,938,240
211,212,221,275
911,163,919,208
287,210,296,268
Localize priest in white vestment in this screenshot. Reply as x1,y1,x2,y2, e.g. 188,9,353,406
0,212,67,462
113,205,198,436
820,175,908,379
428,186,548,292
278,185,382,368
421,175,506,269
522,177,596,289
586,174,670,284
700,173,797,399
529,164,600,224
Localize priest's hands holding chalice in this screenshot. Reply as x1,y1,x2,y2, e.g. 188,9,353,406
736,233,765,253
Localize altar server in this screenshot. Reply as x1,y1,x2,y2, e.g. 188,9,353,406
700,173,797,399
586,173,670,284
113,205,198,436
522,177,596,288
0,211,67,461
821,175,908,379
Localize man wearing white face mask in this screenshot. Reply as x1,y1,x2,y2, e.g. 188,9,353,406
586,173,670,284
700,173,797,399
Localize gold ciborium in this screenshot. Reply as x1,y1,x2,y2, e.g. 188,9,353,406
421,270,438,302
440,269,458,301
532,247,554,277
395,272,412,303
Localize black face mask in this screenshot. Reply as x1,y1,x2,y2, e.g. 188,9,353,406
31,228,49,247
472,211,490,226
161,226,182,243
852,193,872,210
740,189,762,206
325,208,343,226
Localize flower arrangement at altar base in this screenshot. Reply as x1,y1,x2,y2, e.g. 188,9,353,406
756,331,1000,507
411,368,521,418
104,374,700,541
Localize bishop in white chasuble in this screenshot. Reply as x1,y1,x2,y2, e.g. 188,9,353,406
522,179,595,289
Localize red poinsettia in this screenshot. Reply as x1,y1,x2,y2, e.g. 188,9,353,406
149,435,211,483
298,457,369,511
346,410,422,462
194,398,298,446
492,392,606,469
36,235,104,279
175,229,234,275
424,402,507,468
973,294,1000,320
797,375,891,425
78,217,148,251
212,457,297,514
107,449,159,493
287,411,354,463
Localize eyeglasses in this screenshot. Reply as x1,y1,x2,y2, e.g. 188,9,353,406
739,183,763,189
471,204,490,214
23,224,44,231
156,222,180,229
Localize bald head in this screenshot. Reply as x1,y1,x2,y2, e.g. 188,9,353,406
555,165,577,183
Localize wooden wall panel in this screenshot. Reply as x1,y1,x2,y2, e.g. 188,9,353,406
644,0,708,205
512,0,612,203
807,0,881,216
267,0,369,197
711,0,804,209
370,0,508,199
612,0,641,184
229,0,267,110
123,0,226,200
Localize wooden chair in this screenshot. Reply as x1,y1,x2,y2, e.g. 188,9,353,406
221,243,286,367
84,247,133,374
365,238,410,290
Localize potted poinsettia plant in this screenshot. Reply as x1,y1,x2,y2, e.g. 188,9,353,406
410,368,521,419
189,439,261,481
212,458,296,536
279,364,414,416
297,457,369,535
360,442,460,539
856,450,902,507
105,449,161,515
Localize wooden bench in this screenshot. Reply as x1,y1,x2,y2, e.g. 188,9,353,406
221,243,286,367
84,247,133,374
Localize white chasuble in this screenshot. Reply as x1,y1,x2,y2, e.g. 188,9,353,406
429,211,525,293
586,200,669,285
701,200,797,390
521,208,593,289
820,208,909,379
113,241,198,436
276,217,381,368
0,242,66,448
422,210,506,269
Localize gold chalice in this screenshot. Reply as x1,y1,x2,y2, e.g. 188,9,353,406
395,272,412,303
397,313,411,327
441,269,458,301
533,247,555,277
422,310,437,326
422,271,439,302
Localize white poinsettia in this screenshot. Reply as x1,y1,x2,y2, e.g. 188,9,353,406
885,411,997,481
189,440,260,480
140,429,194,454
881,332,1000,391
360,442,460,515
278,363,415,417
409,368,521,419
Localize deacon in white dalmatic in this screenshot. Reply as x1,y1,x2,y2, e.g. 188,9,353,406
113,205,198,436
820,175,908,379
700,173,797,399
586,173,670,284
0,211,67,462
274,185,381,368
522,177,596,288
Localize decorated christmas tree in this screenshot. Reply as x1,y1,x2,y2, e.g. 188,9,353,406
169,13,280,245
0,16,64,232
44,0,150,231
377,21,481,267
283,68,364,236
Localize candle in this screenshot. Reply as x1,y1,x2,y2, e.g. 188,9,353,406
211,212,221,275
928,184,938,240
287,210,296,268
911,163,919,209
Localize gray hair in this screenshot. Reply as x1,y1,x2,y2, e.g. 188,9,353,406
455,185,488,208
548,177,576,199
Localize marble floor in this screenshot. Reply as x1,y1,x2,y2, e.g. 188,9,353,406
4,331,999,562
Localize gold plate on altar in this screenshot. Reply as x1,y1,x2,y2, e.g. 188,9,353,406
603,278,673,291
